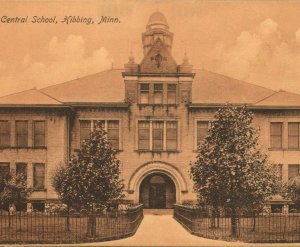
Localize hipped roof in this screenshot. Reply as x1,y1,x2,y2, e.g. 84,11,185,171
0,68,299,108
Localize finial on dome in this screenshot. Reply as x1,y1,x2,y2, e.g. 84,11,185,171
178,50,193,73
128,53,135,64
182,50,190,65
124,44,138,72
128,44,136,64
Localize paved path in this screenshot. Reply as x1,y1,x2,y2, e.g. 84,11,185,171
82,214,300,247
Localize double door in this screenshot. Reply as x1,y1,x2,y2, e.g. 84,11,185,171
149,183,166,208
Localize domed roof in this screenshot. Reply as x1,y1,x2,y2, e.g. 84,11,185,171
147,11,169,28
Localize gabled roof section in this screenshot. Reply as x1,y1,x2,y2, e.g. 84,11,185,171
254,90,300,107
192,69,276,104
140,38,177,73
41,69,125,103
0,89,62,106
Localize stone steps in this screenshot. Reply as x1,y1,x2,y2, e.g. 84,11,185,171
143,209,174,215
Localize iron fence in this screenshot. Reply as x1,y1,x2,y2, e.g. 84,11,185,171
0,204,143,244
174,204,300,243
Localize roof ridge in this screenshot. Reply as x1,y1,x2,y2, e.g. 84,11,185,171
0,88,36,99
38,90,63,104
278,89,300,96
253,91,279,105
40,68,123,91
193,68,276,93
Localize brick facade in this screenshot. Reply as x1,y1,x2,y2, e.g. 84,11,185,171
0,11,299,212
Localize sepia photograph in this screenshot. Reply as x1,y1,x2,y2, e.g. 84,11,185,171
0,0,300,246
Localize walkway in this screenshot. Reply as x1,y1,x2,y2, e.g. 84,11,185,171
85,213,300,247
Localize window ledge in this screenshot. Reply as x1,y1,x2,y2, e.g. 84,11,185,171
74,148,123,153
268,148,300,151
135,150,181,154
0,146,47,150
33,189,47,192
268,148,283,151
137,104,179,107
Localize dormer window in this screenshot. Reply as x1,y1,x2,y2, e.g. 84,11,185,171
154,54,163,68
154,84,163,104
167,84,177,104
140,84,150,104
139,83,178,105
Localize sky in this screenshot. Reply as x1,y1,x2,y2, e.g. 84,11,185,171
1,0,300,96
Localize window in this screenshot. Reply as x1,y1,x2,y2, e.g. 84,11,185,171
289,204,300,213
0,121,10,147
33,163,45,190
138,120,178,151
32,202,45,212
154,84,163,104
0,163,10,180
33,121,45,147
15,202,27,212
93,120,105,130
288,164,300,180
16,121,28,147
271,204,283,213
167,84,177,104
270,122,282,149
139,83,178,105
288,123,300,149
107,120,119,150
138,121,150,150
140,84,150,104
80,120,91,145
16,163,27,183
152,121,164,151
197,121,209,146
80,119,120,150
166,121,177,150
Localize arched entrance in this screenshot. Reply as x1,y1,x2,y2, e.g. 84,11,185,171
139,173,176,209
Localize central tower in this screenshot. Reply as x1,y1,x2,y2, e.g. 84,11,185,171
123,11,195,206
142,11,174,55
123,11,194,105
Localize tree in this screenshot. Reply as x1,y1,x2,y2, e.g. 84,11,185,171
190,105,279,237
52,121,124,237
0,172,32,228
286,175,300,211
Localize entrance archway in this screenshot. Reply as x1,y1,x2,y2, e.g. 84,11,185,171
128,161,188,204
139,173,176,209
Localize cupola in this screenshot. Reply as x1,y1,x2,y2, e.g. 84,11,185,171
142,11,173,56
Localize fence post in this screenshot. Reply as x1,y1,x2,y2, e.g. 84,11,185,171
231,207,239,238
